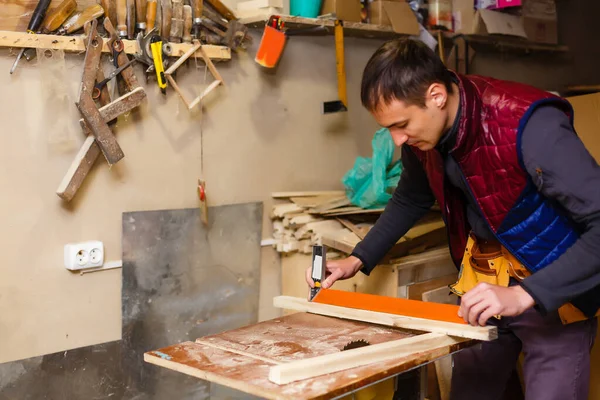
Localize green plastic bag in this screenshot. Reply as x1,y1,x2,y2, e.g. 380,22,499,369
342,128,402,209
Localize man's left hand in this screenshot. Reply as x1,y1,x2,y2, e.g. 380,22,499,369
458,283,535,326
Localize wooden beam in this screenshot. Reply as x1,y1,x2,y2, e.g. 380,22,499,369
273,296,497,341
272,190,345,198
268,332,462,385
0,30,231,60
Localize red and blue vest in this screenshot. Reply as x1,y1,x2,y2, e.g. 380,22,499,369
412,74,598,316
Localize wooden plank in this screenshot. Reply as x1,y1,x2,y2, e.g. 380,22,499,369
320,228,361,254
422,286,458,305
240,14,403,40
336,218,369,240
307,196,351,214
271,203,305,218
144,313,476,400
388,247,451,270
0,30,231,60
289,195,345,208
272,190,345,198
407,274,458,301
324,207,385,216
269,333,463,385
273,296,496,341
314,289,465,325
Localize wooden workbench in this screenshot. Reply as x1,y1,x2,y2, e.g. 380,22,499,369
145,313,475,399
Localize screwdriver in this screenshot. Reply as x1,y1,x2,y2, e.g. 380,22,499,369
10,0,52,74
56,4,105,35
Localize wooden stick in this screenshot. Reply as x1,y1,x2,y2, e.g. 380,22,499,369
273,296,497,341
187,79,221,109
165,41,202,74
0,30,231,60
268,332,461,385
166,74,191,108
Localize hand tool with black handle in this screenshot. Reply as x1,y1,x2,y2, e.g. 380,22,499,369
10,0,52,74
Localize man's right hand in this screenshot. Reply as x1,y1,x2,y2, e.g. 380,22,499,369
305,255,363,289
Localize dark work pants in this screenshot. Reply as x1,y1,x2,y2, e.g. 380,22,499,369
450,306,597,400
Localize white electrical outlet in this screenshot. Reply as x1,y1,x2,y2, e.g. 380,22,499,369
64,241,104,270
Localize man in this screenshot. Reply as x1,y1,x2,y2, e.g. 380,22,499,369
306,38,600,399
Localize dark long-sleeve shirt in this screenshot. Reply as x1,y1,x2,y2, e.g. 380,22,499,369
352,104,600,315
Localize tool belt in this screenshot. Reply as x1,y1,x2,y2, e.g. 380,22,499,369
450,233,591,325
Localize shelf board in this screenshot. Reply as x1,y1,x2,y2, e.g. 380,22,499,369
0,30,232,60
240,14,403,39
241,14,568,53
453,34,569,53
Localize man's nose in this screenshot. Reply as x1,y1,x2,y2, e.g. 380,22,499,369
391,131,408,147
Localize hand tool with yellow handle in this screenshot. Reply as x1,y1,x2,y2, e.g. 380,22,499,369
150,34,167,94
136,0,148,30
323,20,347,114
57,4,105,35
40,0,77,33
9,0,52,74
145,0,157,34
161,0,172,40
182,5,192,43
116,0,128,37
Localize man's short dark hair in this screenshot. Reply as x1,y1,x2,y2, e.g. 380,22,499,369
361,38,454,111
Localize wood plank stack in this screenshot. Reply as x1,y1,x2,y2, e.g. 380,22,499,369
268,191,447,258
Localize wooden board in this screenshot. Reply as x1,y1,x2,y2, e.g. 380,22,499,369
313,289,465,325
241,14,402,40
274,295,496,341
407,274,458,301
272,190,345,198
269,332,463,385
144,313,474,400
0,30,231,60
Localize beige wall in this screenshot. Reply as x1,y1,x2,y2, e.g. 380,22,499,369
2,0,600,372
0,33,385,363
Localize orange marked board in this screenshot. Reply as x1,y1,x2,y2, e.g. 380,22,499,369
313,289,466,325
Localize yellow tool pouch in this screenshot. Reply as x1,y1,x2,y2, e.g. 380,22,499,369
450,234,510,297
450,233,596,325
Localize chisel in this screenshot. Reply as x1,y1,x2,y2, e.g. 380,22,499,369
145,0,157,34
135,0,148,31
116,0,128,37
169,0,183,43
56,4,105,35
191,0,202,39
10,0,52,74
41,0,77,33
182,5,192,43
161,0,172,41
127,0,136,39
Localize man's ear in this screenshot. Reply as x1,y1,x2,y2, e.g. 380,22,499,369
427,83,448,109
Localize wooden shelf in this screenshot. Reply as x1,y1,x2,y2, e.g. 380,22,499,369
0,30,231,60
240,14,402,40
452,33,568,54
241,14,568,54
